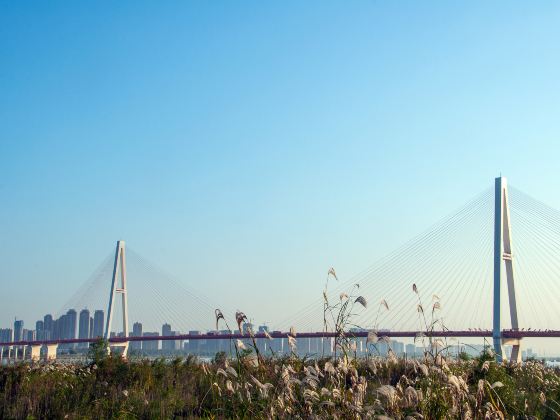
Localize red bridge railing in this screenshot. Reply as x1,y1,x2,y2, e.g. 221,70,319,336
1,329,559,347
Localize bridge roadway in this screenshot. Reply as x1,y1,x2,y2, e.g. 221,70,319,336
2,329,560,347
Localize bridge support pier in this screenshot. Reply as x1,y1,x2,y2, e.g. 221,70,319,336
108,343,129,359
493,177,521,363
503,338,522,363
30,345,42,362
45,344,58,361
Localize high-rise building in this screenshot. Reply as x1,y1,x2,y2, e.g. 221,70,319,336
53,316,64,340
63,309,77,351
43,314,53,340
61,315,68,339
218,329,233,354
52,318,59,340
36,320,44,341
0,328,13,343
78,309,91,348
405,343,417,358
377,341,389,356
205,331,218,355
66,309,77,340
24,329,35,341
393,340,405,356
162,323,176,352
188,331,201,355
131,322,143,352
142,332,159,353
13,319,24,342
242,322,253,335
92,310,104,338
133,322,142,335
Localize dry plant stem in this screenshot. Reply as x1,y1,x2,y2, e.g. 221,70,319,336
215,309,243,372
413,284,433,352
9,276,552,418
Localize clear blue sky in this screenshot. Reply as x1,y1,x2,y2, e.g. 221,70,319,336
1,2,560,344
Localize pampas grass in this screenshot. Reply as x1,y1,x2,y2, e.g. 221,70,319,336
2,273,559,419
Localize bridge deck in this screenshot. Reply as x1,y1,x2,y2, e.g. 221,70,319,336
2,330,559,347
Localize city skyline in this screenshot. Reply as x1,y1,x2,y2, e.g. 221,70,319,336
0,304,555,360
0,310,544,362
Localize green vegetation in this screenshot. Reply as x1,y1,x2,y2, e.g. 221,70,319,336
1,350,559,418
2,282,558,418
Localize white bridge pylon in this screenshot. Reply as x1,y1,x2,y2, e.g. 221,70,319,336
493,176,521,363
99,178,521,362
104,240,129,356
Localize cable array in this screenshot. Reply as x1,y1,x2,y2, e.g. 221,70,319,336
54,183,560,337
274,188,495,332
508,186,560,331
54,248,233,335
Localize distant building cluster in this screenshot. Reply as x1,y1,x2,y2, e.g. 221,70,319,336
0,316,463,359
0,313,540,360
0,309,105,352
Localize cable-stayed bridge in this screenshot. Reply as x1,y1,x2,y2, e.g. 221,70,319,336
2,177,560,363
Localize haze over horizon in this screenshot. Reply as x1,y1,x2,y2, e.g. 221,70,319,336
2,2,560,354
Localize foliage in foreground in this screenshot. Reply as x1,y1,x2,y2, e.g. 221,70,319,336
2,277,559,418
1,350,560,419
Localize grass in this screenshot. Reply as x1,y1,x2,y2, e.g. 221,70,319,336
1,280,559,419
1,350,559,418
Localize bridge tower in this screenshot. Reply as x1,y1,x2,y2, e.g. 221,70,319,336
493,177,521,362
104,240,129,356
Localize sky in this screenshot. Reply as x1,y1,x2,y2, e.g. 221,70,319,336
1,2,560,352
